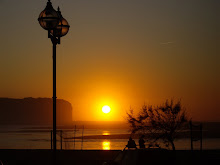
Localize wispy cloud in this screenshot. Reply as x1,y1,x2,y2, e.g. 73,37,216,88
160,41,175,45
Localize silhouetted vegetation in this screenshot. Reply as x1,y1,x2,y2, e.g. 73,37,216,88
127,99,188,151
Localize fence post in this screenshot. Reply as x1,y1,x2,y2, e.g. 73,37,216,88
190,121,203,151
74,125,76,150
200,124,203,151
61,130,62,150
51,130,53,150
190,121,193,151
81,125,84,150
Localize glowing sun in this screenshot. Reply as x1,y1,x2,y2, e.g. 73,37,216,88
102,105,111,114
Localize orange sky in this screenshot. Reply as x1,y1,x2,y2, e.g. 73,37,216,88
0,0,219,122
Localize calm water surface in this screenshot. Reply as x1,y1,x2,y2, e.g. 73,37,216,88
0,125,219,150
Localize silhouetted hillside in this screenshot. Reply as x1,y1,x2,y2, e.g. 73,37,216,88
0,98,72,125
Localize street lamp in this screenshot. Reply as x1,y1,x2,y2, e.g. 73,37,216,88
38,0,70,162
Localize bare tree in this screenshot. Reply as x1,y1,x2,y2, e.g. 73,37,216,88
127,99,188,151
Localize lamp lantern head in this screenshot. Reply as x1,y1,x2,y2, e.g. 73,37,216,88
50,7,70,37
38,0,60,30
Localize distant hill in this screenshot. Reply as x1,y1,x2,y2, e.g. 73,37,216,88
0,98,72,125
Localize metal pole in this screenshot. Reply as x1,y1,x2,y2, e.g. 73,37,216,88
61,130,62,150
81,125,84,150
74,125,76,150
190,121,193,151
51,130,53,150
53,42,57,164
200,124,202,151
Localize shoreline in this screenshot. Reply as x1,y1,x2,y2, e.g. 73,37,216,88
1,132,219,139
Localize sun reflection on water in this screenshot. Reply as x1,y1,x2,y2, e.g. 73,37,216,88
102,131,110,136
102,141,110,150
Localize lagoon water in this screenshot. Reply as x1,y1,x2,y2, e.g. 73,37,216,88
0,125,220,150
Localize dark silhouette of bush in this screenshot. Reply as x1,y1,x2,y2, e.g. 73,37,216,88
127,99,188,151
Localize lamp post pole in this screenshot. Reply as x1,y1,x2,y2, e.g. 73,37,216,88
50,33,61,152
52,39,57,152
49,30,62,165
38,1,70,164
51,35,59,165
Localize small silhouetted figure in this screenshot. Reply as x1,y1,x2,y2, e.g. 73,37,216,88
139,135,145,149
127,137,137,149
155,142,160,148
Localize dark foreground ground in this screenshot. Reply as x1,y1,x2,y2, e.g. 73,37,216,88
0,149,219,165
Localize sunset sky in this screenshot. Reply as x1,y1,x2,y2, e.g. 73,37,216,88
0,0,219,122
